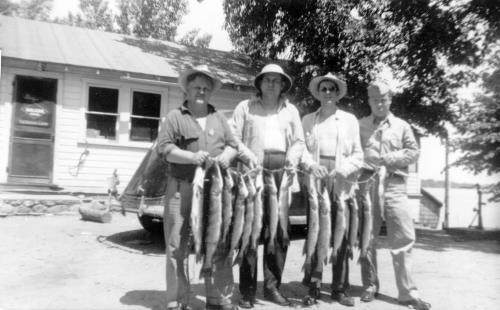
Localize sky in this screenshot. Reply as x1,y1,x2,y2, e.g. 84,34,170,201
48,0,498,185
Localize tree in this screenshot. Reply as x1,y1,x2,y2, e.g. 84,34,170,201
179,28,212,48
223,0,498,136
116,0,188,41
453,51,500,201
0,0,52,21
79,0,114,31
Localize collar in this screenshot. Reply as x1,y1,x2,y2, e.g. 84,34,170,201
179,100,216,115
253,95,289,111
315,107,341,121
370,112,394,126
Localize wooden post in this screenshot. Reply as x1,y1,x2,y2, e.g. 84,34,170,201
476,184,484,230
444,134,450,229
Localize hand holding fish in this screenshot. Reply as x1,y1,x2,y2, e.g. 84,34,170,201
309,163,328,178
191,150,210,165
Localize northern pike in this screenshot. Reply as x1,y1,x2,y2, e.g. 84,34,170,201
190,166,205,262
278,169,294,246
316,180,332,266
358,176,373,258
221,169,235,249
303,175,319,273
330,196,347,264
200,162,223,277
347,197,359,259
266,172,279,254
229,174,248,254
250,169,263,250
235,174,256,265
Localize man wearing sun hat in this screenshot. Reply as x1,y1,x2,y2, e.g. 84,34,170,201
358,81,430,310
230,63,305,308
300,72,363,307
157,64,239,310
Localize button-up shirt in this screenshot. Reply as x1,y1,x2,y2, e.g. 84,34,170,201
229,96,305,167
157,102,238,182
358,113,419,177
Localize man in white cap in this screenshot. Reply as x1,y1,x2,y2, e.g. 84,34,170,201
157,65,239,310
358,82,430,310
300,73,363,307
230,63,305,308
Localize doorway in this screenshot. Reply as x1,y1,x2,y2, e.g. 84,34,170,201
8,75,58,184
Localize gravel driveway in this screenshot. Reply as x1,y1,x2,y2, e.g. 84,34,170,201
1,213,499,310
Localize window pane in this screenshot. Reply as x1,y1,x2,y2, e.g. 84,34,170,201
88,87,118,113
132,91,161,117
130,118,159,142
86,114,116,139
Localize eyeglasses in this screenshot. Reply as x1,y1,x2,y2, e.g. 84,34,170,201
320,87,338,93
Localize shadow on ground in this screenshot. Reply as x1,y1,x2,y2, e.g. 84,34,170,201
98,229,165,255
375,229,500,255
121,284,206,310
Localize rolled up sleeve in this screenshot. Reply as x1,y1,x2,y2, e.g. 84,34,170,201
157,113,179,159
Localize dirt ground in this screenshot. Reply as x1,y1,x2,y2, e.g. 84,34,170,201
1,213,499,310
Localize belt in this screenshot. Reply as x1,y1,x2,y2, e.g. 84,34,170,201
319,155,336,160
263,150,286,155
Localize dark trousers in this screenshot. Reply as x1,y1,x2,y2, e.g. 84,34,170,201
303,156,350,293
239,151,287,298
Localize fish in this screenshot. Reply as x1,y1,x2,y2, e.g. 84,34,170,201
278,169,294,246
221,169,235,250
234,173,256,265
266,171,280,254
316,180,332,266
200,162,223,278
190,166,205,262
358,176,373,258
229,174,248,254
330,195,347,264
302,175,319,273
250,169,264,250
347,197,359,259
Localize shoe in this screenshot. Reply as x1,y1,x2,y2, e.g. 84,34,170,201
360,290,378,302
181,305,192,310
399,298,431,310
331,291,355,307
238,297,254,309
263,290,292,306
206,304,240,310
302,287,321,306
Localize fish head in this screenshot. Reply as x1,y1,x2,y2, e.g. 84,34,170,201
245,174,257,196
224,169,234,189
238,174,249,198
211,162,223,192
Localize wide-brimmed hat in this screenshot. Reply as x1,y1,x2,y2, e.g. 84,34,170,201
308,72,347,100
178,64,222,93
253,63,293,93
367,81,392,97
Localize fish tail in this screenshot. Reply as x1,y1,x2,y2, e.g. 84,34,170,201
302,257,311,273
282,236,290,247
347,246,353,260
329,251,337,264
268,239,275,254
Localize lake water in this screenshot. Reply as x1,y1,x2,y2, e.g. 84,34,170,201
424,187,500,230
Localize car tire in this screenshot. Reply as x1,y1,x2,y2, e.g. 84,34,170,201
138,214,164,235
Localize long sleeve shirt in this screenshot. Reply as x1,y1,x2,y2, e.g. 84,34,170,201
229,96,305,167
358,113,419,177
156,102,238,182
301,109,364,198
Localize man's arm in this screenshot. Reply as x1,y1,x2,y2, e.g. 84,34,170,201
382,122,420,168
286,105,306,167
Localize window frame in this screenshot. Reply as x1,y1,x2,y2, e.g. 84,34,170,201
129,89,163,143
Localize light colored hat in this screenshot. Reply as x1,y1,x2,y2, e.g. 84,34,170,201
308,72,347,100
178,64,222,93
253,63,293,93
367,81,392,97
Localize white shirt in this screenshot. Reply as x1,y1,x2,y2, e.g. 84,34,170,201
263,114,287,152
196,117,207,131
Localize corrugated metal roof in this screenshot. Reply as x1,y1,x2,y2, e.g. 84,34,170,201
0,15,257,87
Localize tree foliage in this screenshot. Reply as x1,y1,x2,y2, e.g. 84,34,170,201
178,28,212,48
223,0,498,136
1,0,52,21
453,51,500,201
116,0,188,41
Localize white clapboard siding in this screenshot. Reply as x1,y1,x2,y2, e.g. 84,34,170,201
0,70,15,182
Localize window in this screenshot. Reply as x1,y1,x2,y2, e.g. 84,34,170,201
86,87,119,140
130,91,161,142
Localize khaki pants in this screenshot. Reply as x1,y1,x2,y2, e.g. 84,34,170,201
359,173,419,301
164,176,234,308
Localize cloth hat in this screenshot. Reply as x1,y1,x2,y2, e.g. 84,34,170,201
178,64,222,93
253,63,293,93
308,72,347,100
367,81,392,98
